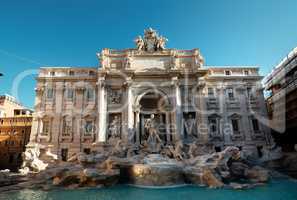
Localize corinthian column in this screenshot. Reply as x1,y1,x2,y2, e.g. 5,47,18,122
125,77,134,132
97,77,107,142
172,77,182,139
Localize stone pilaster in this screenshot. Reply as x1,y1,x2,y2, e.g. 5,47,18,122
126,77,134,137
171,77,182,139
239,85,252,143
197,77,208,143
134,105,141,144
51,82,64,149
97,77,107,142
219,85,231,144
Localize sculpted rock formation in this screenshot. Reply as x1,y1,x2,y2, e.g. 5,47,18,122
0,138,276,191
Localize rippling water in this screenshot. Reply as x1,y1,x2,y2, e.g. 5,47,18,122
1,179,297,200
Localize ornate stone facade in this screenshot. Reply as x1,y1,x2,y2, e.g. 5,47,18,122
28,28,272,160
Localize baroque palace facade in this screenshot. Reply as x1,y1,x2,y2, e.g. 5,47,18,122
29,28,272,161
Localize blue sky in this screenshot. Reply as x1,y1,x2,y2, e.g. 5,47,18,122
0,0,297,108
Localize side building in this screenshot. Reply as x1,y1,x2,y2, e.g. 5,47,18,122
264,47,297,151
0,94,33,170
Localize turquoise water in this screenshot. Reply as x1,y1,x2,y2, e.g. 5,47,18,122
1,179,297,200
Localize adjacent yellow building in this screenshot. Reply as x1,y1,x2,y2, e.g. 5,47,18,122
0,94,32,171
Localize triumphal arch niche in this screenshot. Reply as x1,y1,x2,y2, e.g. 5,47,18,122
97,28,206,147
30,28,271,159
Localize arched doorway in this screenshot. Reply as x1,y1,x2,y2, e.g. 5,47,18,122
134,90,172,145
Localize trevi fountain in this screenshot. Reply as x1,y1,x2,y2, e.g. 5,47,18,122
1,28,297,200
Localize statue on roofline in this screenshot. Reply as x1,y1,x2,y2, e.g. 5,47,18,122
134,28,168,52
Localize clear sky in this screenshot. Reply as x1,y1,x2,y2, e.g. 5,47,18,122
0,0,297,108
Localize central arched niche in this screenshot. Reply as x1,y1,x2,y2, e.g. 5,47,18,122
139,92,167,113
137,90,170,144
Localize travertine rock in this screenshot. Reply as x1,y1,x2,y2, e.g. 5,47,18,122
245,166,269,183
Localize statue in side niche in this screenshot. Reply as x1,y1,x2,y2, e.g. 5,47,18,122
184,114,197,138
109,116,121,139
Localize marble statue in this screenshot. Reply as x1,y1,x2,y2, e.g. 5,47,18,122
172,140,184,161
134,36,144,51
125,57,133,68
184,114,197,138
109,116,121,138
188,142,198,159
20,144,48,173
156,36,168,50
145,114,163,153
110,139,125,157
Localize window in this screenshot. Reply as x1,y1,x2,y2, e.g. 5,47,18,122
42,121,50,135
215,146,221,152
226,88,234,99
84,148,91,155
257,146,263,157
89,71,95,76
86,88,94,101
252,118,260,132
46,88,54,99
244,70,249,75
62,118,71,136
231,119,239,133
84,121,93,135
208,115,220,136
66,88,74,100
50,71,55,76
209,119,217,133
208,87,214,96
225,70,231,75
69,71,74,76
